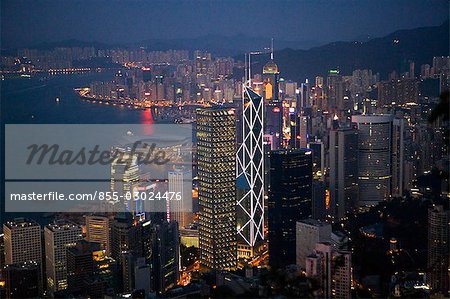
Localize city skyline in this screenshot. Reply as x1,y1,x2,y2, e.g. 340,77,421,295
1,1,449,298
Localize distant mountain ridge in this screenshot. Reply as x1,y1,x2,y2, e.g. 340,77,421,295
251,21,449,82
21,35,323,56
15,21,449,81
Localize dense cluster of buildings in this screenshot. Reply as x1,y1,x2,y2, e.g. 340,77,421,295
0,45,449,298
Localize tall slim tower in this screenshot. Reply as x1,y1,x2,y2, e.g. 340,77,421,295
85,215,111,256
236,86,265,250
197,107,237,270
329,126,359,219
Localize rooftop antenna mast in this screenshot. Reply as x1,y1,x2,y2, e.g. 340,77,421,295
244,53,248,83
248,53,252,86
271,38,274,60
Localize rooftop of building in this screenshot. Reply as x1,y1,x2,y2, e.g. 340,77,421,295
45,219,81,232
297,218,331,227
263,60,279,74
4,218,40,229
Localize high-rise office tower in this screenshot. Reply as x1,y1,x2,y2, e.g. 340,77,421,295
265,100,283,149
66,240,104,297
263,44,283,149
236,86,264,253
44,220,82,293
313,76,325,109
111,213,140,262
111,150,140,211
352,115,394,206
329,126,359,218
2,262,40,299
298,114,309,148
298,81,311,109
3,218,42,265
268,148,312,268
3,218,43,295
327,70,344,110
262,49,279,101
168,168,193,229
391,118,405,197
85,215,111,256
153,221,180,293
427,204,449,295
197,107,237,270
309,139,325,180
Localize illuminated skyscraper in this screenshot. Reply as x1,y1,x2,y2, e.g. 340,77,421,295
44,220,82,293
197,107,237,270
3,218,43,294
85,215,111,256
352,115,394,206
168,168,193,229
111,150,139,213
263,41,283,149
262,43,280,101
236,86,264,251
3,218,42,266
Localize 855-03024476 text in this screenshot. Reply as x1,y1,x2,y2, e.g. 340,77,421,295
9,191,182,202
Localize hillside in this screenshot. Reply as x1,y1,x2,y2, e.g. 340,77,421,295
249,21,449,82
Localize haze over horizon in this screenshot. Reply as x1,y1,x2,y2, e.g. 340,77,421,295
1,0,449,49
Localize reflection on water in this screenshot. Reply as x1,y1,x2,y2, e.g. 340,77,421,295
0,73,167,224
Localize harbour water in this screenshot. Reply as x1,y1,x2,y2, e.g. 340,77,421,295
1,72,162,225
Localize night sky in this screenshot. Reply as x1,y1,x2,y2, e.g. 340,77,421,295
1,0,448,48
